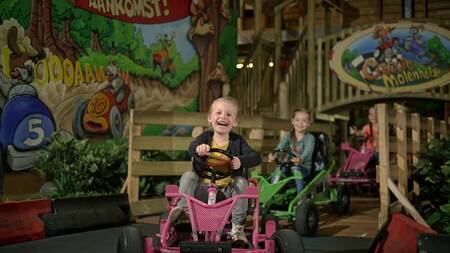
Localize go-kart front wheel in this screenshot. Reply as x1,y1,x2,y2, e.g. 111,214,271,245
295,199,319,236
117,226,144,253
72,100,87,139
330,184,351,215
272,229,305,253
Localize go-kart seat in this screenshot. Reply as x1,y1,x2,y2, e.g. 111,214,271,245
303,132,328,183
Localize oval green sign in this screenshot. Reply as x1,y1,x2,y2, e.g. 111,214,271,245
330,22,450,93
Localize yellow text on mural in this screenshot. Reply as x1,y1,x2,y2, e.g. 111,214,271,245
2,46,131,88
89,0,170,18
382,67,443,88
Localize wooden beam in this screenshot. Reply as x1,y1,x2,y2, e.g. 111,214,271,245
396,108,407,196
377,103,390,228
274,0,297,14
388,178,430,228
274,9,282,117
411,113,421,195
133,111,207,126
307,0,317,111
132,161,191,176
132,136,195,151
427,117,435,141
128,110,141,202
130,198,167,217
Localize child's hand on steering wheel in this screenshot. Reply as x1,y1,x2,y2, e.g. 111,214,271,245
291,156,303,165
268,153,276,163
231,157,241,170
196,144,210,156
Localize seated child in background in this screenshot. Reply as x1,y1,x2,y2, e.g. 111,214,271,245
268,109,315,193
170,96,261,246
349,106,379,165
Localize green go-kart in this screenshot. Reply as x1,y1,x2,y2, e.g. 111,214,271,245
251,133,350,236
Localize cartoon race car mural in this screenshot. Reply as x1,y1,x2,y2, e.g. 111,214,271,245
72,85,134,139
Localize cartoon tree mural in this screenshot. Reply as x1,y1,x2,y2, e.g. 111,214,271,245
189,0,231,112
26,0,79,62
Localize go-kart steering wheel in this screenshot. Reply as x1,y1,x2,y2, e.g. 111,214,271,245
193,148,234,180
272,149,295,167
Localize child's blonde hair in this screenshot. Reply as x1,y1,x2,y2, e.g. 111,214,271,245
291,108,310,120
208,96,240,116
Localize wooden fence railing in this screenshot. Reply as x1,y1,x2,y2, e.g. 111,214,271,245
376,103,450,228
122,110,336,217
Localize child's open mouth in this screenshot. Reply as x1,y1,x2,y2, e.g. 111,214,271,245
217,120,229,127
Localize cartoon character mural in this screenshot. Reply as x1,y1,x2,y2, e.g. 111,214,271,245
0,0,237,196
0,25,55,194
72,62,134,139
152,32,176,76
330,22,450,93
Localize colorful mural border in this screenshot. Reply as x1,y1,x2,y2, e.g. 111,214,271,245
330,22,450,93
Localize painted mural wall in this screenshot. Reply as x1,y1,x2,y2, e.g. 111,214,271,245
0,0,237,194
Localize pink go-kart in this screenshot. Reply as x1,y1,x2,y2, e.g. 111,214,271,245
329,143,377,187
117,148,304,253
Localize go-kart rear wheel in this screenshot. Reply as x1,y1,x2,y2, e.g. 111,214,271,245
117,226,144,253
330,184,351,215
109,105,122,138
72,100,87,139
295,199,319,236
272,229,305,253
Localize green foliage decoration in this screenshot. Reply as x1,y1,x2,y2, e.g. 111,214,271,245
36,133,128,198
413,137,450,233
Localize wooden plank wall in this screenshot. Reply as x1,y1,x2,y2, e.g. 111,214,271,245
124,110,336,217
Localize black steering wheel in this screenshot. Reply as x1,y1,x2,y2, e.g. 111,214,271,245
193,148,234,181
272,149,295,168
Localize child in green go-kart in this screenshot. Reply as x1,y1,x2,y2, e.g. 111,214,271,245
252,109,351,236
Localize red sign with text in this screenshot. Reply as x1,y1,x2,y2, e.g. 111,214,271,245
74,0,191,24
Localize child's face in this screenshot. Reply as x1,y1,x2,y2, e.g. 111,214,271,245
208,100,238,135
291,112,310,133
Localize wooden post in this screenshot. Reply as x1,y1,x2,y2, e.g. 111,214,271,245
324,5,331,35
440,120,447,139
427,117,435,142
238,0,244,31
254,0,262,92
307,0,316,111
128,110,141,202
274,8,282,114
396,107,407,196
411,113,421,196
317,38,323,110
249,128,264,172
377,103,390,228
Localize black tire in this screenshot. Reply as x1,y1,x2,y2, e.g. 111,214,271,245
109,106,122,138
330,184,351,215
272,229,305,253
117,226,144,253
72,100,87,139
295,199,319,236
